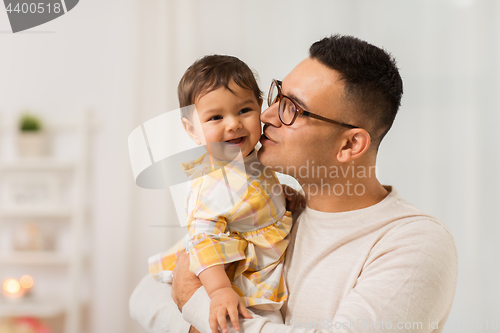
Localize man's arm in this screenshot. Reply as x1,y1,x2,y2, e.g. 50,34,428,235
176,220,458,333
129,273,192,333
172,252,281,333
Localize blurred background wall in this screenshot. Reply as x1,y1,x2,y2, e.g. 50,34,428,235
1,0,499,332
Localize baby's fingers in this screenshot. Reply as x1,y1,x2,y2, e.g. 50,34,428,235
217,308,229,333
209,310,220,333
238,300,253,319
227,306,240,331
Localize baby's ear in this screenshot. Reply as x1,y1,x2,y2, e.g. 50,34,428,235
258,98,263,109
181,118,201,145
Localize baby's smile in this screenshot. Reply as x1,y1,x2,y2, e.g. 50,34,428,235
225,136,246,146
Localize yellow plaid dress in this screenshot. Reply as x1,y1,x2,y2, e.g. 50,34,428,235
148,149,292,310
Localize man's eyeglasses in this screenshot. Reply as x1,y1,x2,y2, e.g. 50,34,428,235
267,79,360,129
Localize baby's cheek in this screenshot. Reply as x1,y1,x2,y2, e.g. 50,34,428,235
199,127,218,144
250,118,263,137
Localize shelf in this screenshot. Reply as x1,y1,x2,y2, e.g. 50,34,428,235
0,159,75,171
0,298,66,317
0,251,69,265
0,118,99,132
0,207,73,218
0,111,92,332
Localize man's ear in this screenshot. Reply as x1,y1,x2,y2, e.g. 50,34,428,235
336,129,371,163
181,117,202,145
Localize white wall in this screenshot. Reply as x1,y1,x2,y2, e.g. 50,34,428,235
1,0,140,332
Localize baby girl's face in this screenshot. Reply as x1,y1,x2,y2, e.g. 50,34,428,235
186,80,262,158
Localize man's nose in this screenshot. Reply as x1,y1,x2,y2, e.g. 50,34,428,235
260,102,281,127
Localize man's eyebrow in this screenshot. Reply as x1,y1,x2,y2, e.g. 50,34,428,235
287,93,309,111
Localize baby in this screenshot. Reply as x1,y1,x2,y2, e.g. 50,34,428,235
148,55,304,333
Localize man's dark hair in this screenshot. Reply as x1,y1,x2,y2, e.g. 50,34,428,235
309,35,403,145
178,55,262,119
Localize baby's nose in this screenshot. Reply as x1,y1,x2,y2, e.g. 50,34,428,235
226,117,242,131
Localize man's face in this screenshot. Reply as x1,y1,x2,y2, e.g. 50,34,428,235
258,57,349,181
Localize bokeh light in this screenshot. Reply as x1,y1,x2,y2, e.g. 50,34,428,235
3,279,21,294
20,275,34,289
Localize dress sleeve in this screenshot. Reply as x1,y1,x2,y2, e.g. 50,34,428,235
186,168,248,276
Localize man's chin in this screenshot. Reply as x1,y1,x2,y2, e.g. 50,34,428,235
257,147,269,161
257,145,270,155
257,148,279,169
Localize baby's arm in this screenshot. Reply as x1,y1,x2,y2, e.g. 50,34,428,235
198,265,252,333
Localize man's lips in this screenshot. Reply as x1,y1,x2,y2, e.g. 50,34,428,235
260,132,278,145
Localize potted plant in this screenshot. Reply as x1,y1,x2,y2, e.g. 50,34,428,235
17,112,48,157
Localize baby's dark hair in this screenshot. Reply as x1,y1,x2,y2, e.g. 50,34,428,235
178,55,262,119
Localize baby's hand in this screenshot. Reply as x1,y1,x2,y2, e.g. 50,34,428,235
209,287,252,333
282,184,306,212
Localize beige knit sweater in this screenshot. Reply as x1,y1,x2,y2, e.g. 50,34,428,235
130,186,458,333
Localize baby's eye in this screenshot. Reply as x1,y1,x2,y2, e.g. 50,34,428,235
208,115,222,121
239,108,252,115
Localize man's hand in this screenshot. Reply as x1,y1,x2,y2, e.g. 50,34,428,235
171,252,202,312
189,326,200,333
282,184,306,212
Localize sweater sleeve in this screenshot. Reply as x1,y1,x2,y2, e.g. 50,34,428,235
129,274,191,333
328,218,458,332
182,219,458,333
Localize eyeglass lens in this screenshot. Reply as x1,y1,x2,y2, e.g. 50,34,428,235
279,97,297,125
268,81,298,126
268,81,280,107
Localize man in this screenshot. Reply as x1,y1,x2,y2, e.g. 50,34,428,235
130,35,457,333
